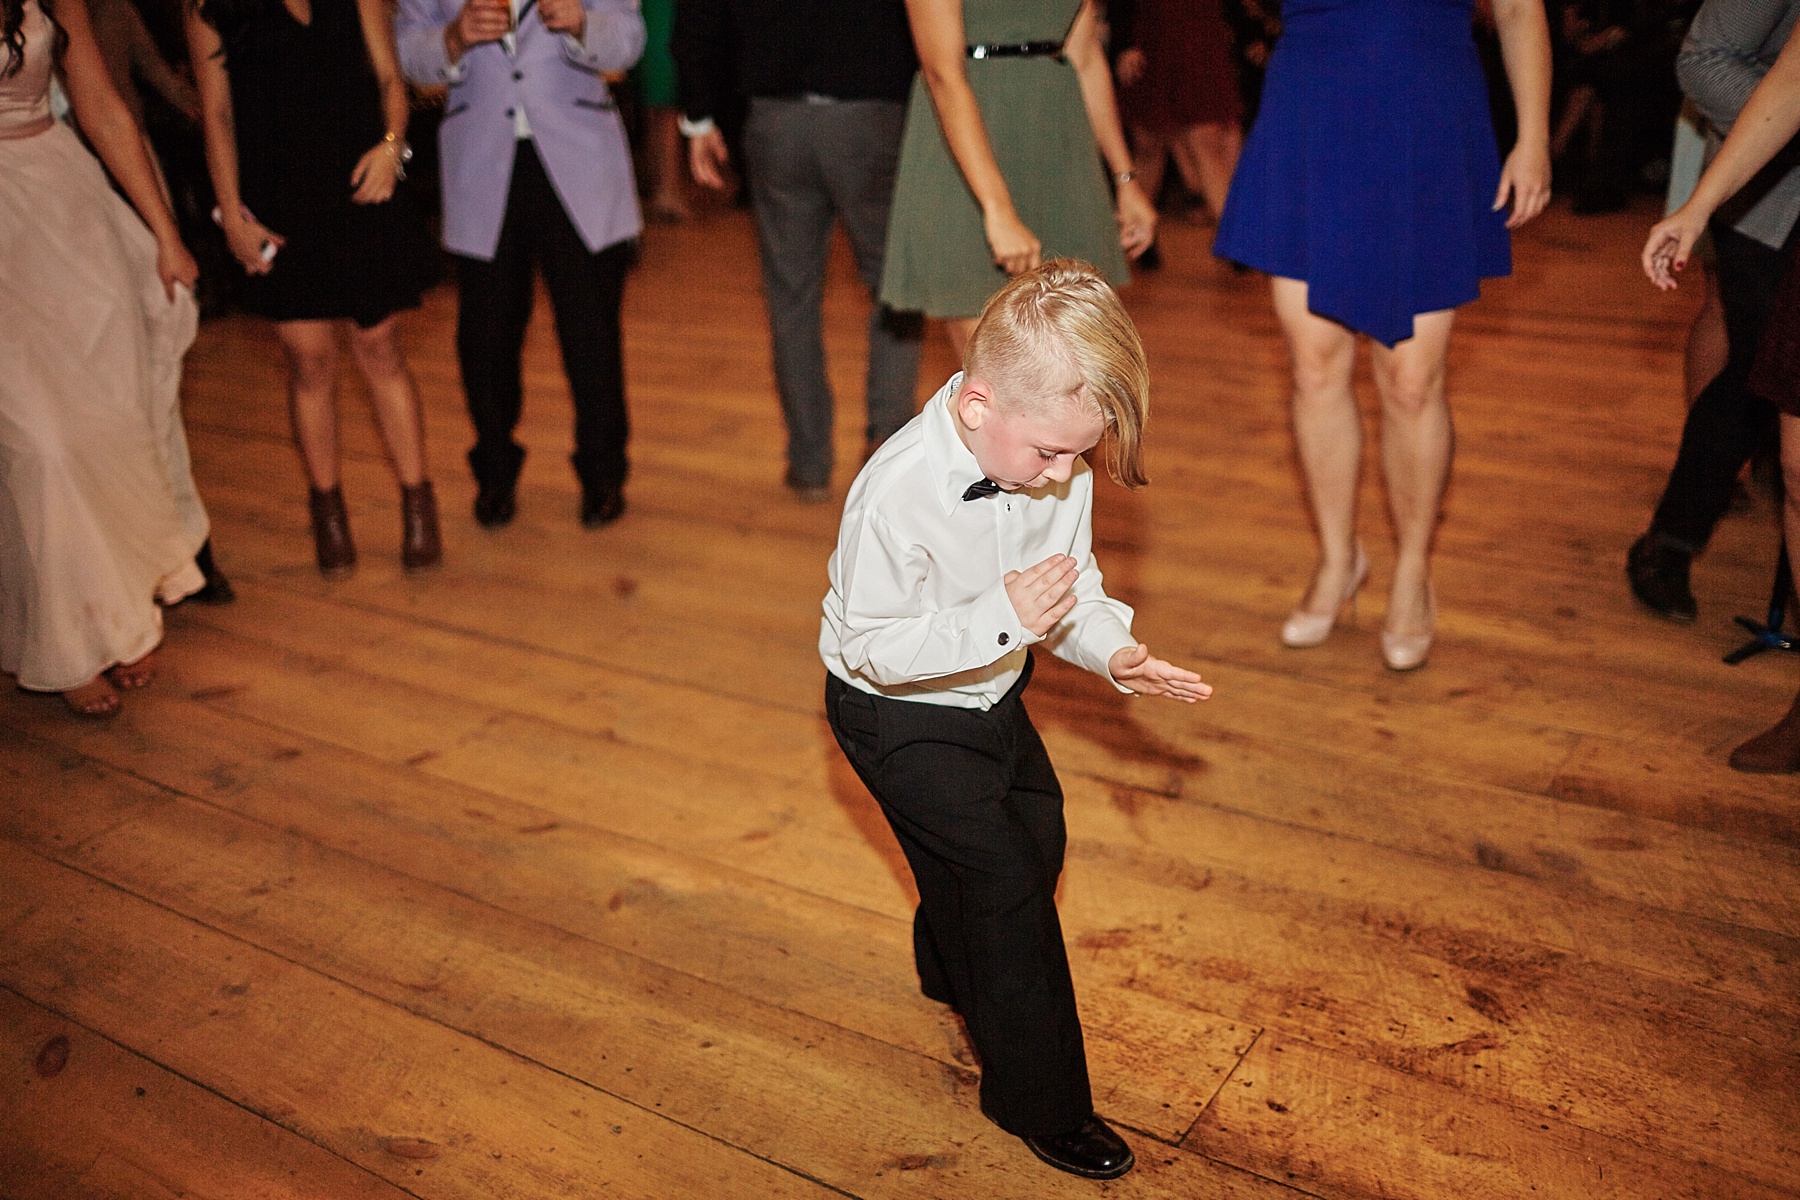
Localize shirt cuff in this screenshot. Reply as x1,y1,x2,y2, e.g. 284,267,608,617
972,578,1035,663
678,114,716,138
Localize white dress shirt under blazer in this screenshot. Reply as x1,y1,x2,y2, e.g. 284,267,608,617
821,374,1138,709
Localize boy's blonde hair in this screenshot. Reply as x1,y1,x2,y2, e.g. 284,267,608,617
962,259,1150,489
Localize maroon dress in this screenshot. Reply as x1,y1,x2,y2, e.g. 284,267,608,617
1115,0,1243,132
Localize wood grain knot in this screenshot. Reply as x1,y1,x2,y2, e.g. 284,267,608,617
381,1137,443,1160
34,1034,69,1078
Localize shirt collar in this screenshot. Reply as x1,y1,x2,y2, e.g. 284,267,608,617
922,373,991,515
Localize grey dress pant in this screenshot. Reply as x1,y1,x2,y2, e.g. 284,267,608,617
744,96,922,488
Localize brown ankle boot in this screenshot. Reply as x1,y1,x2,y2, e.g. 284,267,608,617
1729,686,1800,774
308,486,356,577
401,480,442,571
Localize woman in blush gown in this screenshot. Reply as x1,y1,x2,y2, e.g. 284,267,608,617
0,0,209,715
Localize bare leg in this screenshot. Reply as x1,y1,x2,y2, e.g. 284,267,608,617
346,315,428,487
1684,263,1728,406
1129,127,1171,210
1550,84,1595,161
1271,277,1363,612
646,106,690,220
1170,121,1243,222
945,317,978,358
1369,309,1457,637
276,320,342,490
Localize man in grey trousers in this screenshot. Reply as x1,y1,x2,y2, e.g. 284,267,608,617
673,0,922,503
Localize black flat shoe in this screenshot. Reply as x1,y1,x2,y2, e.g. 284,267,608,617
1023,1116,1134,1180
1626,532,1696,623
474,482,516,529
188,539,235,604
581,484,625,529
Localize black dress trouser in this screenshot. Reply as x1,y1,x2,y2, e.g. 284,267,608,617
825,656,1093,1138
1649,221,1788,552
455,139,632,494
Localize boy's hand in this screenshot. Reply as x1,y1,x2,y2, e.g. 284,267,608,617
1005,554,1078,637
1109,643,1212,703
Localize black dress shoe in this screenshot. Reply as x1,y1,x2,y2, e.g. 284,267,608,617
1627,532,1697,623
581,484,625,529
474,483,516,529
1023,1116,1134,1180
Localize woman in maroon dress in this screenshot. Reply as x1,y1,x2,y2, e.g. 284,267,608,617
1111,0,1244,227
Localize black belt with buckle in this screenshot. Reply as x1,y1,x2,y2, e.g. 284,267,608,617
966,41,1065,60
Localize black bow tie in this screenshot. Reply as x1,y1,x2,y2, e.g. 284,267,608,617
962,478,1002,501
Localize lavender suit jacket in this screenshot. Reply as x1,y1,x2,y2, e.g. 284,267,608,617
396,0,644,261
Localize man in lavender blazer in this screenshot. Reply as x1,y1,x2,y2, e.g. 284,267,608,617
397,0,645,528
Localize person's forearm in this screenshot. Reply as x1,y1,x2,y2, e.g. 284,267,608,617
1687,34,1800,221
79,96,180,242
1067,21,1134,177
381,74,409,139
1493,0,1552,150
907,0,1018,221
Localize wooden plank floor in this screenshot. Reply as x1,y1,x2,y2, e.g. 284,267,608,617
4,197,1797,1200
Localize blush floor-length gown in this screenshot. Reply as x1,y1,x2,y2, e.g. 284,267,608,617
0,0,208,692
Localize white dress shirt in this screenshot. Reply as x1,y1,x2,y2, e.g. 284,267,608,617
821,374,1137,710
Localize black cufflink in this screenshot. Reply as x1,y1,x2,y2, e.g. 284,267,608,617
998,632,1010,646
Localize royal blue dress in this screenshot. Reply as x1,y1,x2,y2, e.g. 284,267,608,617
1213,0,1511,347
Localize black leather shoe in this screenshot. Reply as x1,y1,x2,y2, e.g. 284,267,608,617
474,482,516,529
1627,532,1697,623
1023,1116,1134,1180
581,483,625,529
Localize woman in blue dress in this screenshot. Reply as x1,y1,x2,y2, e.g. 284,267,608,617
1214,0,1551,670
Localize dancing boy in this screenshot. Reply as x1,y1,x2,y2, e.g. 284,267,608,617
820,260,1210,1180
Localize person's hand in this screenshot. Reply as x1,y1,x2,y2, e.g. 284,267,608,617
1005,554,1078,636
447,0,508,60
1108,643,1212,702
688,127,730,190
1643,202,1708,291
1115,46,1146,87
539,0,586,39
1493,140,1551,229
1116,177,1157,259
155,233,200,302
984,205,1042,276
350,140,401,203
222,209,284,276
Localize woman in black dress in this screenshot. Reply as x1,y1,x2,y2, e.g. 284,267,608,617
186,0,441,575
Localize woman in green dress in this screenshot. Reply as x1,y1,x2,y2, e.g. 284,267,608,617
883,0,1154,348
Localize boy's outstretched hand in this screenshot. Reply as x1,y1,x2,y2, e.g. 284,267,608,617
1006,554,1079,636
1109,643,1213,703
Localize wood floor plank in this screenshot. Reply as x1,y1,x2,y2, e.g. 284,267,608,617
1186,1033,1797,1200
5,677,1792,1186
0,986,412,1200
3,737,1297,1196
0,840,845,1200
163,577,1800,947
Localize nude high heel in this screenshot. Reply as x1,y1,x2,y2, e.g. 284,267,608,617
1281,544,1370,648
1381,583,1436,672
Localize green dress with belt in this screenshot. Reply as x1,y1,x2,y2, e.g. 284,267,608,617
880,0,1128,319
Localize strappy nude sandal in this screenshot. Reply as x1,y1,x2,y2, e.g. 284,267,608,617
104,648,157,690
63,677,122,717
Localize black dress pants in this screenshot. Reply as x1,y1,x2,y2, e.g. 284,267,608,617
455,140,631,494
1649,221,1788,552
825,657,1093,1138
